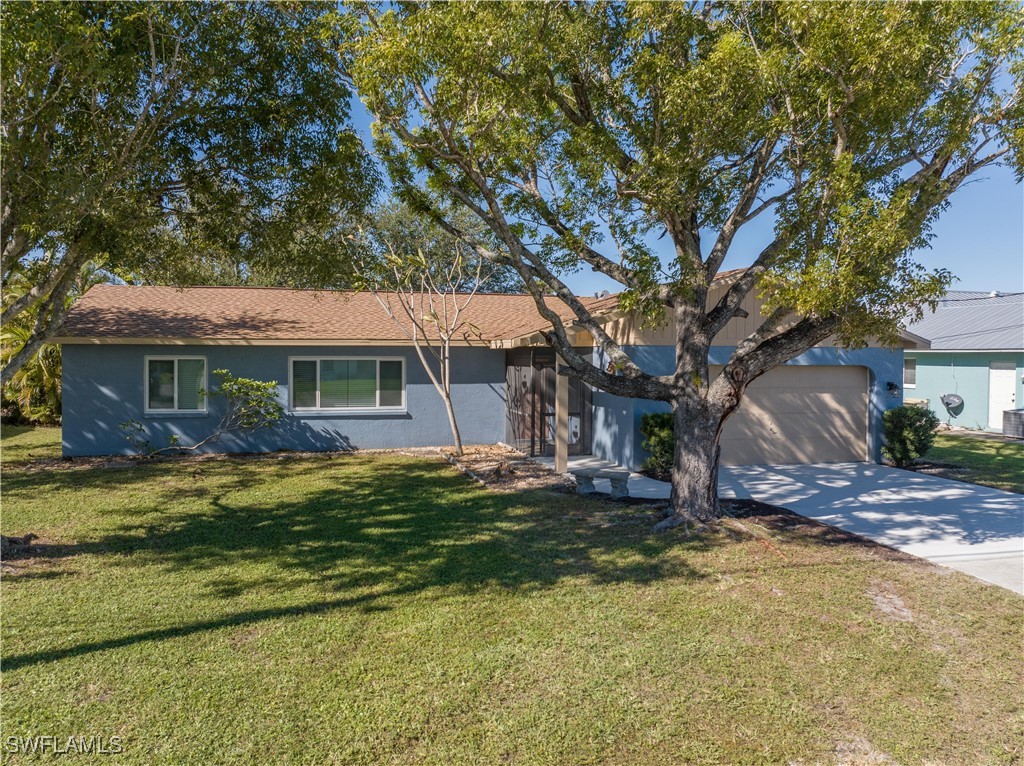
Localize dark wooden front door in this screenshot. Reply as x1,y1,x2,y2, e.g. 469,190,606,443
505,349,591,457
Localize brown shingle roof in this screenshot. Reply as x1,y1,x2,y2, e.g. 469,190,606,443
57,284,621,344
58,269,748,345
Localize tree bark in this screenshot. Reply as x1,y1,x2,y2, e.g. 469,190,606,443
654,395,724,531
442,394,464,456
0,274,76,385
441,340,463,456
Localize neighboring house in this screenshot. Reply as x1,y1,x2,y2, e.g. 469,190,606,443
904,291,1024,432
56,275,920,468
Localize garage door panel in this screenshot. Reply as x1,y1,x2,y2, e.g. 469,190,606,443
753,365,867,388
714,365,868,465
734,390,867,415
712,365,867,389
723,409,866,442
720,434,864,466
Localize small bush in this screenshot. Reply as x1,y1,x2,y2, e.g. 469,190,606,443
640,412,674,479
120,370,283,455
882,405,940,467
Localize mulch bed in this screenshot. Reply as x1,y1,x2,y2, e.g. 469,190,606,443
442,444,576,494
901,459,969,481
721,498,916,562
6,446,450,473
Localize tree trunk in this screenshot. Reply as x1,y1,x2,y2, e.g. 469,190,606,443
440,340,463,456
442,392,464,456
0,300,71,385
654,395,724,531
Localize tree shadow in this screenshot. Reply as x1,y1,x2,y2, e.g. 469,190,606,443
3,454,715,671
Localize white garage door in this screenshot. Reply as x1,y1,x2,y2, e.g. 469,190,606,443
716,365,869,466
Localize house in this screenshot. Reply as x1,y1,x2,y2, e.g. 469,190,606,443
904,291,1024,432
55,275,919,469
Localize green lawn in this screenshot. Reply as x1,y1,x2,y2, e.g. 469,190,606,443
2,428,1022,765
925,433,1024,493
0,424,62,465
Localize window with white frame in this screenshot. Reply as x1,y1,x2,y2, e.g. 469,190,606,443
903,357,917,388
146,356,207,412
289,357,405,411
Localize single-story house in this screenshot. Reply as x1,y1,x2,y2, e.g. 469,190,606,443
904,290,1024,432
56,274,920,469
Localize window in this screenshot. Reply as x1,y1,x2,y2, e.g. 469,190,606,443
145,356,207,412
289,358,405,411
903,357,917,388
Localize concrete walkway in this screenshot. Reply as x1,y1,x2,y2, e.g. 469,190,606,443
536,455,676,499
545,456,1024,594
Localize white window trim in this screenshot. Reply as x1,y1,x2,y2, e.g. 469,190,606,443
144,355,209,414
288,356,406,414
903,357,917,389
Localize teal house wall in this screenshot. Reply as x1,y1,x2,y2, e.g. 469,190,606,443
904,351,1024,431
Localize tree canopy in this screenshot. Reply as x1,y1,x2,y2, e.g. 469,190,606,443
1,1,377,380
363,201,523,294
347,0,1023,522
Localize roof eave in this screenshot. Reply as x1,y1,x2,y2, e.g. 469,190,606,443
897,329,931,349
53,336,492,347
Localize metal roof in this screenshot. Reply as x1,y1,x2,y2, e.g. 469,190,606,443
906,291,1024,350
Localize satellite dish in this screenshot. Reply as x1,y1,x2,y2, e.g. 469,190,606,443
940,394,964,417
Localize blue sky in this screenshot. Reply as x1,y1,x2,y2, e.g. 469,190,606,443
352,99,1024,298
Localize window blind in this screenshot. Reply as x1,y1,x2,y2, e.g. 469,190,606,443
290,358,403,410
177,359,206,410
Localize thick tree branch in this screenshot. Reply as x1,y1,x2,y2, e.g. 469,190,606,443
705,238,782,337
519,172,639,287
704,136,781,279
717,313,841,401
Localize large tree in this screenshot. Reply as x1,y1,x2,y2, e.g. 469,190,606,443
1,1,376,382
347,1,1022,527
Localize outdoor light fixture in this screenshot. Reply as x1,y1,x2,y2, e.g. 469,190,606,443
886,381,901,398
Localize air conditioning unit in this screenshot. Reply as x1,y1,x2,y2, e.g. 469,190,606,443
1003,409,1024,439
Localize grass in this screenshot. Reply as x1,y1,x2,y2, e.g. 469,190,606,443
924,432,1024,493
2,427,1022,765
0,425,62,465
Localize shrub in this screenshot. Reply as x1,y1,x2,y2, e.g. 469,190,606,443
640,412,675,479
881,405,940,467
1,329,61,425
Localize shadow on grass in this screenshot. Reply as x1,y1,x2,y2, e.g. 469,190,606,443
3,455,716,671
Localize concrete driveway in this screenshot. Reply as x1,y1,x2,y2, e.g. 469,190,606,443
719,463,1024,594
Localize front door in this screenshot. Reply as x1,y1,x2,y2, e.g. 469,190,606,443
989,361,1017,430
505,349,591,457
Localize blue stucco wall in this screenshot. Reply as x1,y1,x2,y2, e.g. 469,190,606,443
61,344,507,456
591,345,904,470
904,351,1024,431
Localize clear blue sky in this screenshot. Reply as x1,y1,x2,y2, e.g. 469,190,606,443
352,99,1024,298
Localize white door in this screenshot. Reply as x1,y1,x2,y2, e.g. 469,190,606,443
988,361,1017,430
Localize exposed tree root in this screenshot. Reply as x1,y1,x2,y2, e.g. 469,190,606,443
652,514,716,535
1,533,38,556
